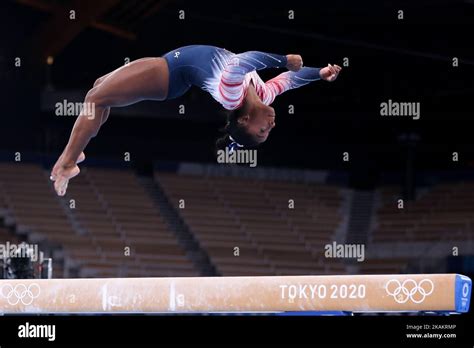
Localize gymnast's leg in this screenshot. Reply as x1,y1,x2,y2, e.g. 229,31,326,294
51,57,169,196
50,75,112,172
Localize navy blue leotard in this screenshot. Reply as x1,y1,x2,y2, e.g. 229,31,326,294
162,45,322,110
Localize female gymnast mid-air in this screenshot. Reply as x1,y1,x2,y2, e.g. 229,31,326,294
50,45,342,196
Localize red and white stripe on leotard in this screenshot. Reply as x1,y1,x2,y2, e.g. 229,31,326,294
203,50,321,110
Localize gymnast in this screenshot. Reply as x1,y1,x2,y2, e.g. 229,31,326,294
50,45,342,196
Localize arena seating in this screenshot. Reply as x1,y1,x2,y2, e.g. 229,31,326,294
366,182,474,273
0,163,198,278
156,172,347,276
59,167,199,277
0,226,18,245
372,183,474,242
0,163,79,248
358,258,411,274
1,161,472,279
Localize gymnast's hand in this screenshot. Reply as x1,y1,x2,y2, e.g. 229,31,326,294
50,152,85,196
286,54,303,71
320,64,342,82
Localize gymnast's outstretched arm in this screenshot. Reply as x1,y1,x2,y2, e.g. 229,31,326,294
260,64,342,105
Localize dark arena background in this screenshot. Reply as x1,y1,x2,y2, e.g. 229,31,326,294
0,0,473,346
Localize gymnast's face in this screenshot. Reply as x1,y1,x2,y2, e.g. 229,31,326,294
238,102,276,144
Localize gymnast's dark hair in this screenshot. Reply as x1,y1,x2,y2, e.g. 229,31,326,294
215,108,260,156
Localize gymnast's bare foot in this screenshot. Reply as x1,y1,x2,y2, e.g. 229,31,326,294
53,165,80,196
50,152,85,196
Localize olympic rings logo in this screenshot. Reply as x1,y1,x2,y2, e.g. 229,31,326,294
462,283,469,298
385,279,434,304
0,283,41,306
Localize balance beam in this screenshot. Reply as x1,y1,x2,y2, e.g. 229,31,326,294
0,274,471,314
